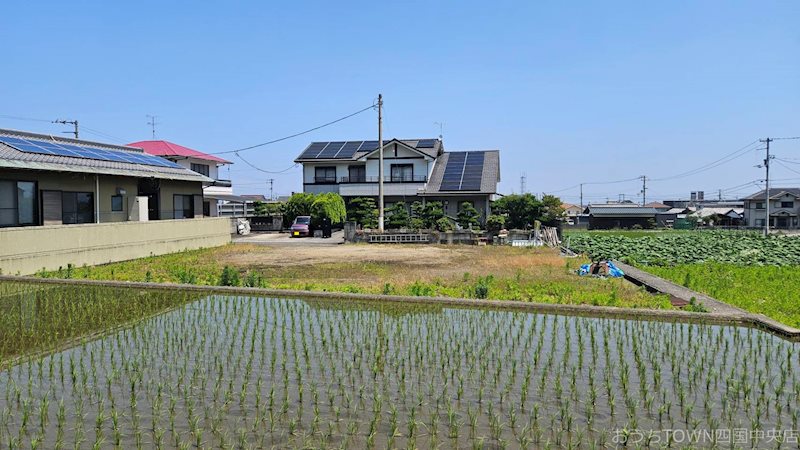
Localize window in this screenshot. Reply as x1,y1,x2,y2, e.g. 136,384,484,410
191,163,210,177
111,195,123,212
781,201,794,208
173,194,195,219
755,202,764,209
391,164,414,182
755,219,766,226
62,192,94,224
314,166,337,183
348,165,366,182
0,180,37,227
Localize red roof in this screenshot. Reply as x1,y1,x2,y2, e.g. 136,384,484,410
127,140,232,164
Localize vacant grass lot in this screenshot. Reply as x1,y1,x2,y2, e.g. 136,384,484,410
38,244,671,309
645,263,800,328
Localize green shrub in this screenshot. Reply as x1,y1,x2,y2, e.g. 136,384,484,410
346,197,378,228
408,281,434,297
219,266,240,286
685,297,709,313
473,275,493,299
436,217,454,232
386,202,411,229
176,268,197,284
456,202,480,229
243,271,263,288
486,214,506,232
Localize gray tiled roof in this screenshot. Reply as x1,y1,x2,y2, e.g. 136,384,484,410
587,206,658,217
0,128,212,183
742,188,800,200
425,150,500,195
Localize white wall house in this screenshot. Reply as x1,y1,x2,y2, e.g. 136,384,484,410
742,188,800,229
295,138,501,223
128,140,233,217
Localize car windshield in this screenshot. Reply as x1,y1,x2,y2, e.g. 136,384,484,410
295,217,310,225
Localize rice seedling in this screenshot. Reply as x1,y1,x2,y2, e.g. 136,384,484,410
0,281,798,447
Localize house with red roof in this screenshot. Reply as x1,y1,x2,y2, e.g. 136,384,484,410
128,140,233,216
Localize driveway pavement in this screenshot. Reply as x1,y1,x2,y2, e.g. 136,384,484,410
233,230,345,246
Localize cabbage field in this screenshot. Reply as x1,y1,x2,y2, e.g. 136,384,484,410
567,231,800,266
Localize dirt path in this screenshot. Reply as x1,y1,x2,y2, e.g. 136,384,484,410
221,244,471,267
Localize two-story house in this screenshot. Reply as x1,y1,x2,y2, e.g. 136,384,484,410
294,138,500,224
742,188,800,229
128,140,233,217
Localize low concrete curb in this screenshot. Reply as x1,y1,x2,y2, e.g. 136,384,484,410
614,261,800,340
0,274,798,341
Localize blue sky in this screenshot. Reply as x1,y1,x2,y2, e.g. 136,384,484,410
1,1,798,202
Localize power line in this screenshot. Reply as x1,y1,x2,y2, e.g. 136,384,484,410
775,160,800,176
212,103,376,155
0,113,132,144
0,114,52,123
234,152,299,174
649,140,760,182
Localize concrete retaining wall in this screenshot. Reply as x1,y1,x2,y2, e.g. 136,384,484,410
0,218,231,275
2,275,797,341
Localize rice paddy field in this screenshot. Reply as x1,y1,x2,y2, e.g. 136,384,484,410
1,281,799,449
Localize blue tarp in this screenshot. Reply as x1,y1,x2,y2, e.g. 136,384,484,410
578,261,625,278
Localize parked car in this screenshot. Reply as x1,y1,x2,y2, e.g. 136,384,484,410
291,216,312,237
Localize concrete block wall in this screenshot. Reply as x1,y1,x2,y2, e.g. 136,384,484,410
0,217,231,275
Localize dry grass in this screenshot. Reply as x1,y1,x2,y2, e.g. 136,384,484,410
40,244,672,309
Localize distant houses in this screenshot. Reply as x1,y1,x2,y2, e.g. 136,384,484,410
129,140,233,217
584,204,659,229
742,188,800,229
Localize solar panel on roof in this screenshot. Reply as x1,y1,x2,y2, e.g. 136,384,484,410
439,152,466,191
298,142,327,159
336,141,362,159
0,136,183,169
417,139,437,148
316,141,345,159
438,151,485,191
360,141,379,152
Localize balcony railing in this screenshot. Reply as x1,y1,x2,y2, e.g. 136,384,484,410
313,177,338,184
339,175,427,183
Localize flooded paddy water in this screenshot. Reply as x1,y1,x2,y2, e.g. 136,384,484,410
0,282,798,448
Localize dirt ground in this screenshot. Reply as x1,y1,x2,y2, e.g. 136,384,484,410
222,244,469,267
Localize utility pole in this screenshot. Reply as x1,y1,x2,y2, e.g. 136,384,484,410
718,189,722,201
53,119,79,139
146,115,158,139
640,175,647,206
760,137,773,236
520,173,527,194
377,94,385,232
267,179,274,201
579,183,584,210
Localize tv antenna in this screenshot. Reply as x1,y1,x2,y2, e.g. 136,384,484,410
146,115,158,139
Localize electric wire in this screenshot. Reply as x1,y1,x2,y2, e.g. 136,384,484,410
211,103,376,155
648,140,760,182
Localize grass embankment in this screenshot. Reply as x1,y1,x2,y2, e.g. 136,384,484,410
645,264,800,328
0,282,200,365
37,244,671,309
564,230,800,327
